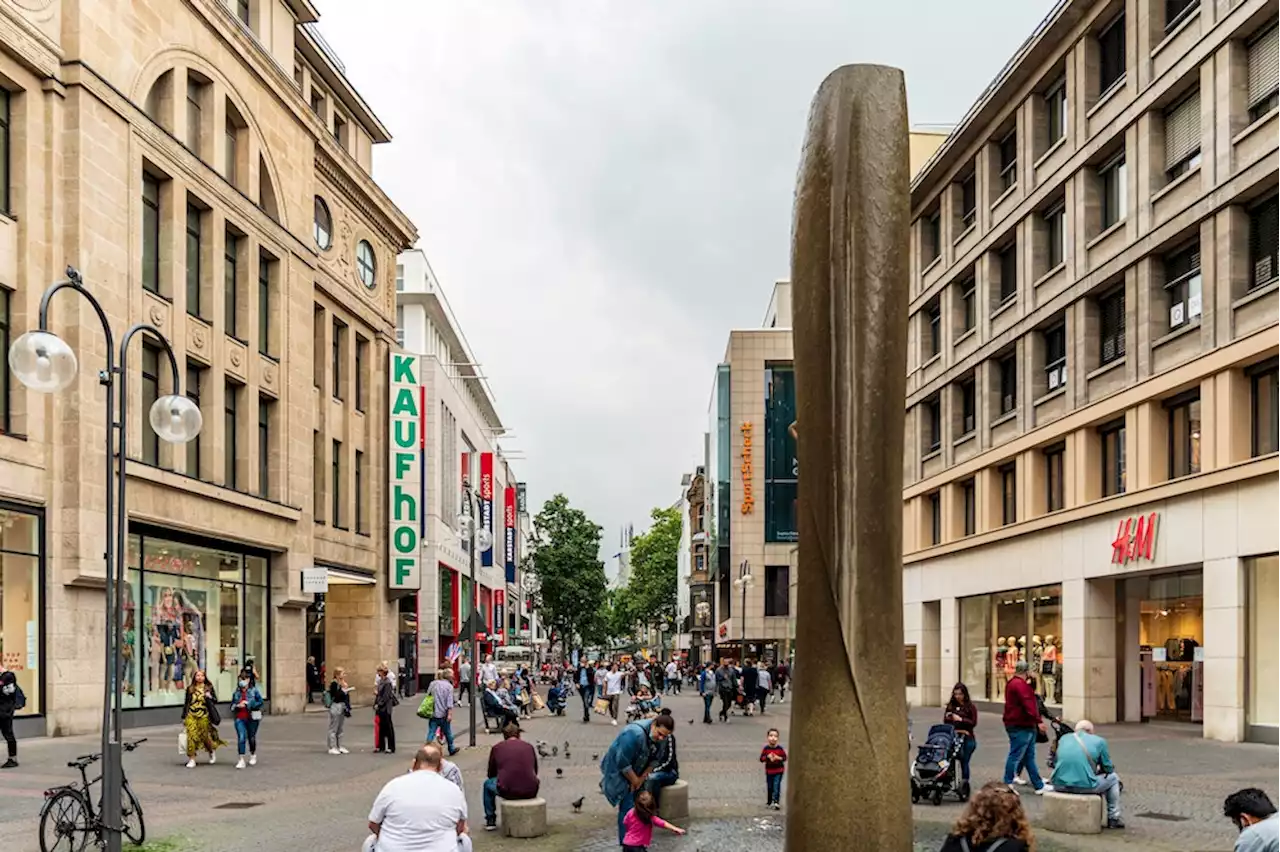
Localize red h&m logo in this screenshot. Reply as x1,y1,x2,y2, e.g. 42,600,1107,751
1111,513,1158,565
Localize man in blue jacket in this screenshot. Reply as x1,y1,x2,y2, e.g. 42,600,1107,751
599,714,675,844
1050,719,1123,829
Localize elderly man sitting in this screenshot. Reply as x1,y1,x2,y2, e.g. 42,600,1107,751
364,743,470,851
1050,719,1124,830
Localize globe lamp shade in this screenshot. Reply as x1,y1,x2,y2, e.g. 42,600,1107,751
9,331,78,393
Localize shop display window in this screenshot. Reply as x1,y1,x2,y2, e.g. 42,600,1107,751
0,506,41,716
122,531,269,709
1139,570,1203,722
958,583,1063,706
1248,555,1277,729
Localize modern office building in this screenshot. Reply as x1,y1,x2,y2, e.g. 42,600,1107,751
899,0,1277,743
394,248,536,679
0,0,419,735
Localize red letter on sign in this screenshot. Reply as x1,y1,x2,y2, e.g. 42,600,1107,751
1111,518,1133,565
1130,513,1157,561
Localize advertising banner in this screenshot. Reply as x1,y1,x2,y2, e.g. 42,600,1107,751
504,486,517,584
493,589,505,644
516,482,528,514
480,453,494,567
388,352,423,589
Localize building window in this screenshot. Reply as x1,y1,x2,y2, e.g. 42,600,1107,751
142,174,162,294
0,506,42,714
1247,23,1279,122
764,565,790,617
313,430,324,524
0,288,10,434
332,319,345,400
960,170,977,229
1098,286,1125,365
764,365,798,543
959,377,976,435
313,196,332,250
1166,0,1199,31
999,352,1017,414
1000,463,1017,525
309,86,325,117
924,396,941,455
224,115,239,185
998,128,1017,193
186,203,202,316
313,305,325,388
926,299,941,357
961,478,976,536
1249,195,1278,291
224,230,239,337
331,439,342,527
236,0,251,26
257,396,272,498
186,76,205,155
1043,201,1065,270
141,344,160,466
225,381,240,489
924,208,941,264
959,584,1063,705
1164,90,1202,180
396,263,405,291
258,252,273,355
185,362,202,478
355,335,368,413
1163,241,1201,330
1045,443,1065,511
395,304,405,347
928,491,941,546
333,113,347,147
998,240,1017,304
1250,359,1279,457
959,276,976,333
357,240,377,289
0,89,9,215
1098,12,1126,94
1045,77,1067,147
1100,419,1126,496
355,449,367,534
1166,392,1201,478
1100,153,1127,229
1045,321,1067,392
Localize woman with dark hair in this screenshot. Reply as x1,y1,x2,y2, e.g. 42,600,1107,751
181,669,225,768
229,665,264,769
944,681,979,785
939,781,1036,852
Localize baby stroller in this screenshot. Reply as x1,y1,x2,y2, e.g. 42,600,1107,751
625,693,662,722
545,683,567,716
1044,711,1072,770
910,724,969,805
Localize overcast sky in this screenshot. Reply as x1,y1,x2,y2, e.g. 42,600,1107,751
318,0,1055,561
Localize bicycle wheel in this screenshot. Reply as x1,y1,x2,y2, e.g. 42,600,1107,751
39,788,91,852
122,782,146,846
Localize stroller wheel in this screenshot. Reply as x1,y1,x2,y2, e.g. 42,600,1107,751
910,779,919,804
932,788,943,806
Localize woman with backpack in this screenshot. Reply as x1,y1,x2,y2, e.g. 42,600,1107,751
326,667,352,755
938,781,1036,852
0,668,26,768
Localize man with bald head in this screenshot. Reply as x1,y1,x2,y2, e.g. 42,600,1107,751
364,743,469,852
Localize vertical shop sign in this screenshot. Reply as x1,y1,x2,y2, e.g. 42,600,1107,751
504,486,517,584
389,352,423,589
494,589,505,643
480,453,495,567
740,422,754,514
516,482,528,514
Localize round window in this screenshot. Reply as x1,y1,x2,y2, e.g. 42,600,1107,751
356,240,377,289
313,197,332,251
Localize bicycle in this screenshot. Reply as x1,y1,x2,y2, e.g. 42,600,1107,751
38,737,147,851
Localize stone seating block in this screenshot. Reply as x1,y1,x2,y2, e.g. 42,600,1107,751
500,797,547,838
658,779,690,821
1041,791,1103,835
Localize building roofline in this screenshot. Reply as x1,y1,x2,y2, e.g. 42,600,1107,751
285,0,319,25
297,23,393,143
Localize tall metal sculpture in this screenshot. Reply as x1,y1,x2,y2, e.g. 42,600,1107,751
787,65,912,851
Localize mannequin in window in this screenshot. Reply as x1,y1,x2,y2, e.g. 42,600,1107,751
1041,635,1059,702
993,638,1009,698
1030,635,1044,698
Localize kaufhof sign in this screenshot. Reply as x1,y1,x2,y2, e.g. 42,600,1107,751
389,352,424,590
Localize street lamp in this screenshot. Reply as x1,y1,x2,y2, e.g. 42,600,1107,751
733,560,754,660
8,267,201,852
458,478,493,749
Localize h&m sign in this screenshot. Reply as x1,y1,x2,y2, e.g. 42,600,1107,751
389,353,425,590
1111,512,1158,566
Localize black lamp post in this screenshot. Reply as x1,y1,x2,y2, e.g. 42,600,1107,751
8,267,202,852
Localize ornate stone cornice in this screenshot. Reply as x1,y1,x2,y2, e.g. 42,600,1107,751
315,148,416,253
0,1,62,79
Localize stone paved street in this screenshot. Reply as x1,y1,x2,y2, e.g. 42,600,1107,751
0,692,1274,851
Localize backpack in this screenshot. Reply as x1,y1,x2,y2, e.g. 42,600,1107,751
417,694,435,719
959,839,1007,852
322,689,333,709
13,685,26,711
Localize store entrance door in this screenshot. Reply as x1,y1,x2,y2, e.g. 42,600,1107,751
1137,569,1204,723
307,595,326,675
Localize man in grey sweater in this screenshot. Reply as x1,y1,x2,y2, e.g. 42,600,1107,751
1225,788,1280,852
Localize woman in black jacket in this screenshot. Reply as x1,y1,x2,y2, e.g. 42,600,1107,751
944,682,979,785
326,667,352,755
373,664,396,754
0,669,23,768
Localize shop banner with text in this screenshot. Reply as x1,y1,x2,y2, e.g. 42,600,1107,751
388,352,423,590
480,452,494,567
516,482,528,514
504,486,517,583
494,589,505,643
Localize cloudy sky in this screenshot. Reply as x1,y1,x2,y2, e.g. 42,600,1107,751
318,0,1055,559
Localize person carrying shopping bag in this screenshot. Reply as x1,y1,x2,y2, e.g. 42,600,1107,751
229,666,264,769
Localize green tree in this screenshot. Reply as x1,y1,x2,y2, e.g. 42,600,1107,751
626,506,682,631
525,494,609,652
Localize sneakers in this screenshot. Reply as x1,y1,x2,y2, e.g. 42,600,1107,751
484,820,498,832
611,720,617,727
235,758,246,770
338,747,350,754
328,748,341,755
208,752,217,765
1010,777,1029,786
249,754,257,766
1,758,17,769
1107,818,1126,830
1034,784,1052,796
772,802,781,810
185,759,196,768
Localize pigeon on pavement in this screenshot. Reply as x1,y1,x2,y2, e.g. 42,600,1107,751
571,796,585,812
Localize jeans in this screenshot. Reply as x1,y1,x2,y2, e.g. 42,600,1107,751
616,788,635,845
644,770,678,806
958,734,977,781
757,687,768,714
428,718,455,753
1058,773,1123,820
1002,726,1044,790
483,777,499,822
702,693,714,723
578,686,593,721
327,704,345,750
766,772,783,804
377,709,396,753
233,718,260,755
719,690,734,720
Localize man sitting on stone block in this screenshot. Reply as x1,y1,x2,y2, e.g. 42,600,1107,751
483,722,540,832
1050,719,1124,830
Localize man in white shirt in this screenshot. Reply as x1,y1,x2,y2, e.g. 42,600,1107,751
364,744,469,852
604,664,625,727
480,655,498,688
664,660,679,695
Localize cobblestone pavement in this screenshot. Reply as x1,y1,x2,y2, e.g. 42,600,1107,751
0,691,1273,851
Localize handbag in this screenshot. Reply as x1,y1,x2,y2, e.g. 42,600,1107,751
593,697,610,714
417,694,435,719
208,703,221,726
250,710,264,721
531,692,545,711
177,730,188,755
1035,724,1049,744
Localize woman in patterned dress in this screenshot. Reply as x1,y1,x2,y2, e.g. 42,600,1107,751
182,669,225,768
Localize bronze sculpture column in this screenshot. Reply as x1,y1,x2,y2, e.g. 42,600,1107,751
787,64,912,852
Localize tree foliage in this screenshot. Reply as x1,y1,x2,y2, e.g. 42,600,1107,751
625,506,681,629
526,494,609,650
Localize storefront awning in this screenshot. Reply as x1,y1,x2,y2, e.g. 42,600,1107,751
325,566,377,586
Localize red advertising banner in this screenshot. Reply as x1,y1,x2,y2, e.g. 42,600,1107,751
504,486,517,584
493,589,505,643
480,453,494,568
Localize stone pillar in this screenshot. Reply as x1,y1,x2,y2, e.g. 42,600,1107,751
788,64,911,852
940,596,960,693
921,600,942,708
1062,577,1117,724
1203,556,1245,742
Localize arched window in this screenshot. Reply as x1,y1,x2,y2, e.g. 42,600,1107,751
356,240,376,288
313,196,332,250
260,155,280,223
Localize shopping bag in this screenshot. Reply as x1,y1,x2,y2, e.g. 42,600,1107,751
177,731,187,755
416,694,435,719
593,697,609,715
531,693,545,711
